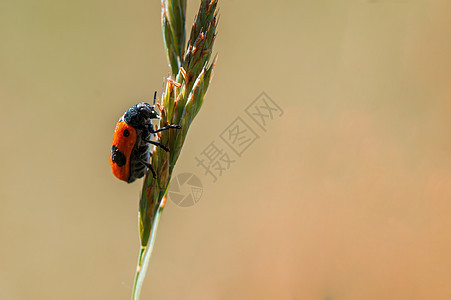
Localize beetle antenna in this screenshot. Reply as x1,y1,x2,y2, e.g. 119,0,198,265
153,91,157,105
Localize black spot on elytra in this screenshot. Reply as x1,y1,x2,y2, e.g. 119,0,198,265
111,145,126,167
123,129,130,137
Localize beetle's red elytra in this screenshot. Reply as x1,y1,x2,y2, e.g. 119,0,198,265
110,121,137,181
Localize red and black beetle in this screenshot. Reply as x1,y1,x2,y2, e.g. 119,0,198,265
110,92,181,182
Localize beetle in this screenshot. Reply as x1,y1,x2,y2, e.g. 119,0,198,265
110,92,181,183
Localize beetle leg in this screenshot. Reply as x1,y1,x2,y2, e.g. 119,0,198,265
143,139,170,152
148,124,182,134
137,157,156,179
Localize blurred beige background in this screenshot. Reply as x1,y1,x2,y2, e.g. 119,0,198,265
1,0,451,299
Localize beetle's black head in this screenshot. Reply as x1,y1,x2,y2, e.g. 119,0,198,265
124,102,160,128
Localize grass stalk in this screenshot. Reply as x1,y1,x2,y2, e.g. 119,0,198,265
131,198,166,300
130,0,218,298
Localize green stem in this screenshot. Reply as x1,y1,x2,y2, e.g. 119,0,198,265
131,200,165,300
